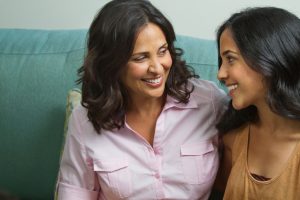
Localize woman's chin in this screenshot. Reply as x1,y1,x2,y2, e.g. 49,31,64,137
232,101,246,110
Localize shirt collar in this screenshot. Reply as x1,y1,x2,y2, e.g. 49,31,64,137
123,94,198,132
163,94,198,111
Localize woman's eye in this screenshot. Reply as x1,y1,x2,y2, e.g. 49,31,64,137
158,48,168,56
132,55,146,62
226,56,235,64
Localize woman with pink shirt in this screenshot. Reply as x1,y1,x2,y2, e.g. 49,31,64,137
57,0,227,199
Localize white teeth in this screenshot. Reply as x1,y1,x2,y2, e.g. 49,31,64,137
227,84,238,91
144,77,162,84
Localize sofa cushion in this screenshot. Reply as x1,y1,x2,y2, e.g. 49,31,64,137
176,35,220,86
63,88,82,135
0,29,86,199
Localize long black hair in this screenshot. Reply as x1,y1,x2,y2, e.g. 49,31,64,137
216,7,300,133
78,0,197,133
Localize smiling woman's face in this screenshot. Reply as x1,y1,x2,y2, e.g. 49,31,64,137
121,22,172,102
218,28,266,110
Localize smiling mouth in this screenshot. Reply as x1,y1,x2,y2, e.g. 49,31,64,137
142,76,162,85
227,84,238,92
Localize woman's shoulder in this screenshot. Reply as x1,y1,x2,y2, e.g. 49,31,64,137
189,78,226,99
69,104,90,129
222,124,248,151
66,103,101,142
188,78,229,117
189,77,221,91
72,103,88,117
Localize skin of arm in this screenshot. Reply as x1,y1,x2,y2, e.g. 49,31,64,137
213,129,238,193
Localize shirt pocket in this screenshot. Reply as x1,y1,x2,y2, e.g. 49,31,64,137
180,140,218,184
93,158,132,198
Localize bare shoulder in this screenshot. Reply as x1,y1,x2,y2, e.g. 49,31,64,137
212,125,246,194
222,125,245,151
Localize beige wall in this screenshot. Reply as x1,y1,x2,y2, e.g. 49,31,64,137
0,0,300,39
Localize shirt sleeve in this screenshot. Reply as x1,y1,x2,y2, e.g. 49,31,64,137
211,83,229,122
57,107,100,200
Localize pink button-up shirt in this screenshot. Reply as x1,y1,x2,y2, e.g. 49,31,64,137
58,78,227,200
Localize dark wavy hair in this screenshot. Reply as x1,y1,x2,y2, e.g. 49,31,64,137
77,0,197,133
216,7,300,133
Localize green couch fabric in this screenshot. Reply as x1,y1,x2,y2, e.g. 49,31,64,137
0,29,220,200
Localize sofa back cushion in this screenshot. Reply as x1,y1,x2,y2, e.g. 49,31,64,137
176,35,219,84
0,29,86,199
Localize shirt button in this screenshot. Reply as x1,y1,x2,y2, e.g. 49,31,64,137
154,148,160,155
155,172,160,179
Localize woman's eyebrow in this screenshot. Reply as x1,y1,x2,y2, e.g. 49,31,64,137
222,50,239,57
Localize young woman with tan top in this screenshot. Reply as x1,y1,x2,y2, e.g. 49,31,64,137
213,7,300,199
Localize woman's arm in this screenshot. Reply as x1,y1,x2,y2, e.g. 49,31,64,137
210,131,236,199
57,108,100,200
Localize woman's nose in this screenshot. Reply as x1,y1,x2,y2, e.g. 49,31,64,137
148,58,162,73
217,64,228,81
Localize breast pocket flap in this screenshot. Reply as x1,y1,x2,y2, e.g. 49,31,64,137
93,159,128,172
181,141,214,156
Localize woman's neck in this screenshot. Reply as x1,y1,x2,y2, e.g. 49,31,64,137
127,94,166,117
255,103,300,137
125,94,167,146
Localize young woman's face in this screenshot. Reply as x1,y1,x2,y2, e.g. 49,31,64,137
218,28,266,110
121,23,172,101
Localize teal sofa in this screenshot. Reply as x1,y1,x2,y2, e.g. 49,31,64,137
0,29,220,200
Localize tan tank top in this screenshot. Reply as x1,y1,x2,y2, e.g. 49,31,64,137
223,125,300,200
